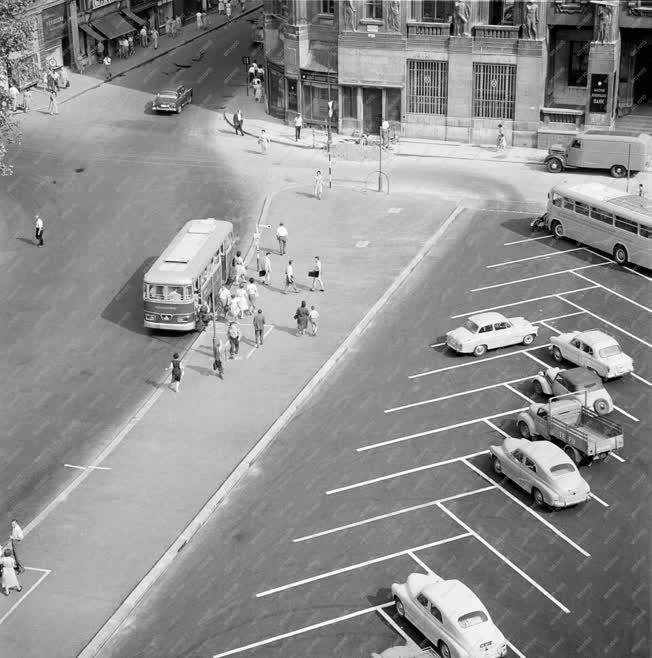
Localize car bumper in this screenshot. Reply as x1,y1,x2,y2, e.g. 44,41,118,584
549,493,591,508
144,320,195,331
153,106,176,112
446,338,469,353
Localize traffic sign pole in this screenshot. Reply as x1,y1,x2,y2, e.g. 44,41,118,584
243,56,250,96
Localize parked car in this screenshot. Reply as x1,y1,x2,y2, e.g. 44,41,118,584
490,437,591,507
392,573,507,658
531,366,613,415
152,85,193,113
550,329,634,379
446,312,538,357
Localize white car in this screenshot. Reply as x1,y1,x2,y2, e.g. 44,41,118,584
550,330,634,379
532,366,613,415
446,312,538,357
391,573,507,658
490,437,591,508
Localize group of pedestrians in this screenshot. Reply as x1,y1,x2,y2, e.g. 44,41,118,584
7,83,32,113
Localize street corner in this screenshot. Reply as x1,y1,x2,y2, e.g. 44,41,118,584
0,566,51,626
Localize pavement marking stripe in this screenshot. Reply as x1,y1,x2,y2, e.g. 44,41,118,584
0,568,52,626
245,325,275,359
631,372,652,387
358,408,527,452
462,459,590,558
407,551,435,575
611,453,626,463
293,487,494,543
624,266,652,282
503,383,535,404
437,502,571,614
376,606,419,648
483,418,512,438
589,492,609,508
450,285,599,318
522,350,549,368
535,311,585,323
571,271,652,313
64,464,86,470
430,341,446,348
211,603,394,658
256,534,472,598
613,405,639,422
537,320,561,334
326,450,490,495
486,247,586,269
503,235,554,246
507,640,528,658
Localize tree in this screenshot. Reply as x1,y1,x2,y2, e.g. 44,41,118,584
0,0,35,175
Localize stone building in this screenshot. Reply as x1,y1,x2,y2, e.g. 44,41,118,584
262,0,652,147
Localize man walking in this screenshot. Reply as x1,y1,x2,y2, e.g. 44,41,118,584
245,277,259,312
258,129,270,154
253,308,265,347
309,305,320,336
262,251,272,285
47,90,58,115
314,170,324,200
175,15,182,34
233,109,244,135
34,215,44,246
196,10,203,29
151,28,159,49
140,25,148,47
9,84,19,112
276,222,288,255
22,88,32,113
310,256,325,291
212,336,225,379
294,113,303,141
285,259,298,294
103,54,112,79
227,320,241,358
9,520,24,575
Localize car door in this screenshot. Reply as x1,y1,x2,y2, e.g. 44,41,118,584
493,320,513,348
427,605,446,646
509,450,529,491
566,138,582,167
565,337,583,364
478,323,495,349
521,455,538,492
551,372,568,398
177,86,186,106
412,593,431,634
501,448,522,482
579,343,602,374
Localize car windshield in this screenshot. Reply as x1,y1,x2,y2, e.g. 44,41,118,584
550,463,576,476
599,345,622,358
458,611,488,629
158,92,177,99
463,320,479,333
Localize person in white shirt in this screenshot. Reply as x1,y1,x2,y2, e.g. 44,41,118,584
314,170,323,200
10,520,24,574
309,305,320,336
34,215,44,246
276,222,288,255
196,11,203,29
103,55,112,79
245,277,259,312
218,283,232,317
310,256,325,291
294,113,303,141
262,252,272,285
9,84,19,111
284,259,298,294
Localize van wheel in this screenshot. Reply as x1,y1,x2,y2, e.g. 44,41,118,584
610,164,627,178
532,488,545,507
533,380,544,396
564,445,582,465
594,399,609,416
546,158,563,173
551,221,563,238
492,456,503,475
473,344,487,357
613,244,628,266
394,596,405,617
518,421,532,440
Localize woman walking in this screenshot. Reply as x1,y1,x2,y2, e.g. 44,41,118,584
258,129,270,154
314,170,324,200
1,547,22,596
294,300,310,336
169,352,183,393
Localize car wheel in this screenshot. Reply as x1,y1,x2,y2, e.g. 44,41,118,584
532,487,545,507
522,333,535,346
613,244,628,266
610,164,627,178
518,421,532,440
552,347,563,363
546,157,562,173
564,445,582,466
596,452,609,462
533,380,544,396
439,641,452,658
551,221,563,239
492,455,503,475
594,398,610,416
473,344,487,357
394,596,405,618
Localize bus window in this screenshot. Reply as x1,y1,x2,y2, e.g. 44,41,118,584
614,216,638,234
149,285,165,300
167,286,184,301
590,207,613,225
552,192,562,207
575,202,589,216
563,198,574,211
185,286,193,300
640,226,652,239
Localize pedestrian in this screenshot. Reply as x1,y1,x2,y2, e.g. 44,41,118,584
639,183,645,197
294,113,303,141
496,123,506,151
140,25,148,47
227,320,241,358
247,62,257,84
175,16,182,34
258,129,270,154
254,82,263,103
46,70,56,92
245,277,259,312
10,520,24,575
235,282,250,316
262,251,272,285
168,352,183,393
218,0,225,14
196,300,211,331
212,336,225,378
118,37,126,58
34,214,44,246
165,17,172,36
314,170,324,200
77,53,86,74
233,109,244,135
151,28,159,49
103,55,112,79
9,84,19,112
276,222,288,255
310,256,325,291
285,259,298,294
226,1,232,20
22,88,32,113
239,0,245,11
196,11,203,29
294,300,310,336
96,39,104,63
59,67,69,88
47,90,58,115
1,547,22,596
218,283,232,317
128,33,135,55
203,11,209,27
253,308,265,347
309,305,319,336
234,250,245,284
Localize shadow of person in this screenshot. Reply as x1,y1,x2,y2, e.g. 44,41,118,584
16,237,37,246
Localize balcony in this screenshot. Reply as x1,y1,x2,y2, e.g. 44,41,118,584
540,106,584,128
407,21,451,38
473,25,520,39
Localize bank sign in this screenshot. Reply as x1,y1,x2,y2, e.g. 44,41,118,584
589,74,609,113
41,4,67,43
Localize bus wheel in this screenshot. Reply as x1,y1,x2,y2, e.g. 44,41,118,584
610,164,627,178
546,158,562,173
551,221,563,239
613,244,628,266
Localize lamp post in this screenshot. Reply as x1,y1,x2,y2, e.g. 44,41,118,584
378,119,388,193
327,100,333,189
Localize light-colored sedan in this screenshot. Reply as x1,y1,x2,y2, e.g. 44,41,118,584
532,366,613,415
391,573,507,658
490,437,591,508
446,312,538,357
550,329,633,379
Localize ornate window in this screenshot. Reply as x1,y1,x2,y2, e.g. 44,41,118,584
411,0,453,21
568,41,589,87
365,0,383,20
320,0,334,13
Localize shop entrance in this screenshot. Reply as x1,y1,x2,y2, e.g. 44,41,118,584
363,88,382,134
634,43,652,104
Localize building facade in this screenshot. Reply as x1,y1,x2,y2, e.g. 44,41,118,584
262,0,652,147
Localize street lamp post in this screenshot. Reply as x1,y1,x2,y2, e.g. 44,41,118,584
378,131,383,193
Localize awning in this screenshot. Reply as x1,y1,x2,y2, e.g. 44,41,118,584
303,49,336,73
79,22,106,42
121,8,146,27
91,14,136,39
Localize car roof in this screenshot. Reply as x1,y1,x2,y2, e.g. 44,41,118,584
159,87,181,95
560,367,601,388
518,439,570,464
574,330,618,348
467,312,507,325
422,580,486,619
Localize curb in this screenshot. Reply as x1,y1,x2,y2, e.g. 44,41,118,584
78,197,463,657
223,111,317,150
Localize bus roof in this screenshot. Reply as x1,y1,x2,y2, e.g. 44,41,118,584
144,219,233,286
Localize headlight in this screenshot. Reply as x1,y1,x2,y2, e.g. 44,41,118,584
145,313,156,321
177,315,192,322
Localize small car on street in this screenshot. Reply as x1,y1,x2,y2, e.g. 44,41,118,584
391,572,508,658
152,85,193,113
490,437,591,507
446,312,538,357
550,329,634,379
531,366,613,415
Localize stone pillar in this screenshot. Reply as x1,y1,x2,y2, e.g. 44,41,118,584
356,86,364,132
446,37,474,141
291,0,307,24
68,0,81,72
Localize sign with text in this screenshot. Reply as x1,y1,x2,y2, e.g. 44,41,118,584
589,74,608,113
90,0,118,9
41,4,67,44
242,56,250,65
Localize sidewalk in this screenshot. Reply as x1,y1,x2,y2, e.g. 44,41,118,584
0,187,457,657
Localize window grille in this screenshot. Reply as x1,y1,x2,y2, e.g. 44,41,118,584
473,63,516,119
407,60,448,115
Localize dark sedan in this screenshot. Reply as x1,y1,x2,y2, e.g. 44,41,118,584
152,85,193,113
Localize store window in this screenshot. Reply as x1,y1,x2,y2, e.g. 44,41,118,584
288,79,298,111
303,84,331,124
320,0,334,13
385,88,401,122
568,41,589,87
365,0,383,20
341,86,357,118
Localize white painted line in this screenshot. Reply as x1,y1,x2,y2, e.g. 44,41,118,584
557,296,652,349
437,502,571,614
376,606,419,648
522,350,549,368
537,320,561,334
409,345,550,379
385,376,532,413
256,534,472,598
430,341,446,348
631,372,652,387
611,453,626,463
535,311,585,323
462,460,590,557
293,487,494,543
624,266,652,282
487,247,586,269
88,466,111,471
503,235,554,246
0,568,51,626
613,405,639,422
245,325,275,359
326,450,490,495
483,418,512,438
571,271,652,313
507,640,527,658
503,383,534,404
358,409,527,452
64,464,86,470
589,492,609,508
212,603,395,658
471,263,608,292
407,551,435,575
450,286,599,318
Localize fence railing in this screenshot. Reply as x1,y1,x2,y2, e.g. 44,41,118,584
407,21,451,37
473,24,521,39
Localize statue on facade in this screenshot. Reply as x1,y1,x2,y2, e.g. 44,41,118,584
596,5,612,43
523,0,539,39
388,1,401,31
344,0,357,31
453,0,471,36
280,0,288,17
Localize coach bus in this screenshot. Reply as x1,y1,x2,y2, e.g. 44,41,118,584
143,218,234,331
545,182,652,269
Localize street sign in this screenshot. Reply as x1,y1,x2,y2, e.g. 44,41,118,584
242,56,251,65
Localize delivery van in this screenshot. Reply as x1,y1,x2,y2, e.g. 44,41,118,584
544,131,650,178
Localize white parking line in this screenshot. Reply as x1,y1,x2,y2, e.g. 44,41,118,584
470,263,609,292
503,383,534,404
611,453,626,463
407,551,435,574
507,640,528,658
535,311,585,323
0,567,51,626
450,285,598,318
522,351,549,368
483,418,511,438
613,406,639,422
437,503,571,614
326,450,490,495
385,376,532,413
211,603,395,658
245,325,275,359
589,492,609,508
64,464,111,471
462,460,590,558
358,409,527,453
293,487,494,543
503,235,554,246
430,341,446,348
256,534,471,598
625,266,652,282
409,345,550,379
376,606,419,648
487,247,586,269
537,320,561,335
557,296,652,349
571,271,652,313
631,372,652,386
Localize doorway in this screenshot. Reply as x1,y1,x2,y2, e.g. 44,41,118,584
363,88,382,134
634,43,652,104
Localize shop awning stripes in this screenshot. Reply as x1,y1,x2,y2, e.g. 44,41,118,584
121,8,146,27
79,22,106,42
91,14,136,40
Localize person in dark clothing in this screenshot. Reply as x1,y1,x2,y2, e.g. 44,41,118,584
294,300,310,336
233,109,244,136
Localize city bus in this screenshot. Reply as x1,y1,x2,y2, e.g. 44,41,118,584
545,182,652,269
143,219,234,331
